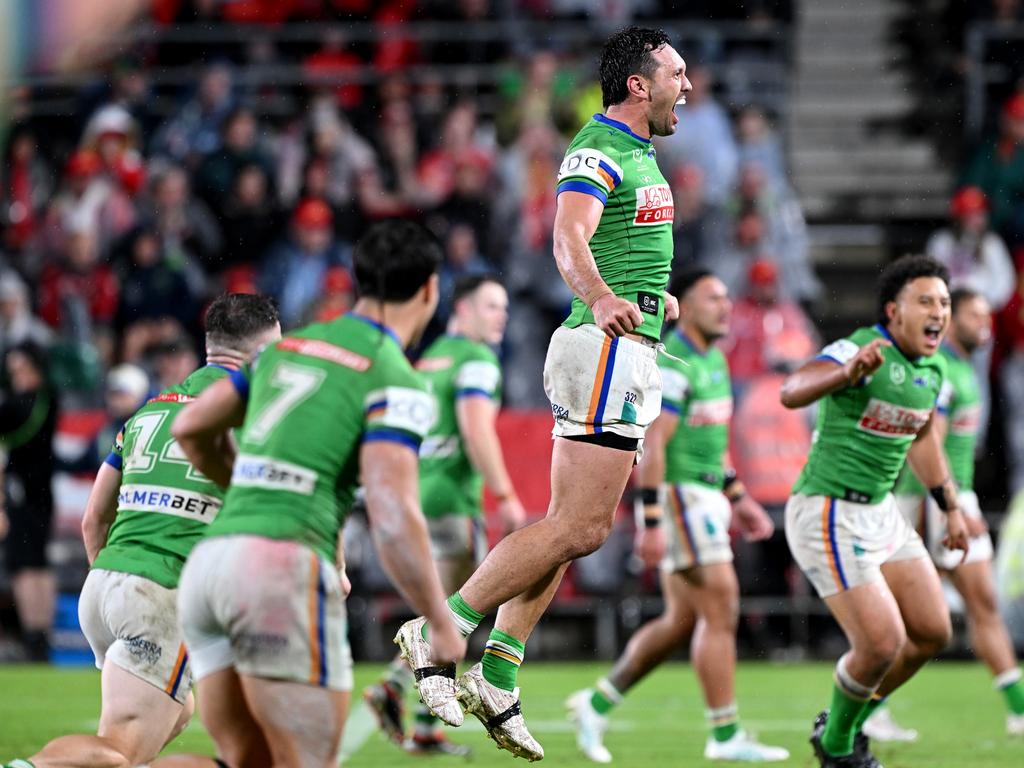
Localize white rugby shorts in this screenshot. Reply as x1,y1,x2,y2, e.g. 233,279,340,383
426,514,488,566
177,535,352,691
79,569,192,704
895,490,993,571
785,492,929,598
661,483,734,572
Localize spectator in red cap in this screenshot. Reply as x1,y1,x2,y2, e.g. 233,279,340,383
258,197,351,328
926,185,1016,310
962,92,1024,244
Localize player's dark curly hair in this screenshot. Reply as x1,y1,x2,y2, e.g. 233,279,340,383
876,255,950,325
668,267,715,301
599,26,672,108
354,219,442,302
205,292,279,351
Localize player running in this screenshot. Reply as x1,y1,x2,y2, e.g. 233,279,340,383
567,269,788,763
364,274,525,755
781,255,970,768
861,288,1024,741
395,26,686,761
163,220,466,767
0,293,281,768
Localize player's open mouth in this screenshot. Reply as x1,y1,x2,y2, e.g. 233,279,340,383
676,95,687,105
924,325,942,342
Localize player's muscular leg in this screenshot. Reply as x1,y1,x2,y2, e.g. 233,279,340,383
683,563,740,710
606,569,697,693
195,669,272,768
875,557,952,697
459,439,635,616
949,562,1018,676
240,676,348,768
26,736,130,768
825,581,907,687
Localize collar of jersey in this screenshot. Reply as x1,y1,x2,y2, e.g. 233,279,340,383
873,323,919,363
674,328,709,356
348,312,402,347
593,113,651,145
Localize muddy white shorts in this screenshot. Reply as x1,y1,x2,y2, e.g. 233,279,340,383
543,324,662,450
896,490,993,571
662,483,734,572
785,492,929,598
178,535,352,691
79,569,191,704
426,514,488,566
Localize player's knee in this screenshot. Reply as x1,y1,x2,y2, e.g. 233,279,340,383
560,519,614,560
857,624,906,671
914,613,953,656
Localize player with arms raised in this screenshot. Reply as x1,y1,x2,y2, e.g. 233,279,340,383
781,255,969,767
394,26,687,761
364,274,525,755
568,269,788,763
861,288,1024,740
0,293,281,768
162,221,465,767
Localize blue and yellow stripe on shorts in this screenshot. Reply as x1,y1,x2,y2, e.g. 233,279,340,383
585,335,619,434
307,552,327,686
821,496,849,592
668,484,699,566
165,643,188,699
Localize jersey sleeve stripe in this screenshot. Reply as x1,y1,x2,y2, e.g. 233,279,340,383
104,452,123,471
228,368,250,401
815,354,844,365
455,387,494,400
362,430,422,451
661,400,681,414
597,160,621,188
557,180,607,205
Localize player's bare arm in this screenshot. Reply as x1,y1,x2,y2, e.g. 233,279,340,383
633,409,677,567
906,412,970,553
361,440,466,665
172,377,246,489
780,338,891,408
457,395,525,533
81,462,122,564
724,461,774,541
553,191,642,337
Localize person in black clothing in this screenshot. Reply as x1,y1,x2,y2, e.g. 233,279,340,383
0,342,59,661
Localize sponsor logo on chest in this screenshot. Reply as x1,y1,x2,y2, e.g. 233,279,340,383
633,184,674,226
686,396,733,427
951,403,981,436
118,484,222,522
415,356,453,373
856,397,932,438
232,454,317,495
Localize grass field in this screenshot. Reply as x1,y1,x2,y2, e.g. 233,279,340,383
0,661,1020,766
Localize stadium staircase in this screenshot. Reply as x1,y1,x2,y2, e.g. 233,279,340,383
789,0,952,339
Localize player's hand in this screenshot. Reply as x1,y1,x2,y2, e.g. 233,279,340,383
429,616,468,665
842,338,891,386
592,293,643,338
338,566,352,598
634,522,666,568
733,496,774,542
498,496,527,536
943,506,971,561
663,291,680,323
964,512,988,538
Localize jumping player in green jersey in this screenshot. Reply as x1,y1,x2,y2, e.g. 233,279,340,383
395,27,687,761
861,288,1024,741
365,274,525,755
162,221,465,768
567,269,787,763
2,294,281,768
781,255,970,768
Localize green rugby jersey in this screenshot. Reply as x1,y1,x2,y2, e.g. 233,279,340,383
660,329,732,488
93,366,229,588
206,313,434,563
792,324,947,504
556,114,674,340
417,335,502,519
895,343,980,494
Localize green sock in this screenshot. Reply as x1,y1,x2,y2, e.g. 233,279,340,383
481,628,525,692
446,592,485,638
590,678,623,715
708,703,740,742
996,669,1024,715
414,703,440,737
821,682,871,756
853,696,886,732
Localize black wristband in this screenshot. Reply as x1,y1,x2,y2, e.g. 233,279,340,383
637,488,659,505
929,484,951,512
722,468,738,490
643,516,661,528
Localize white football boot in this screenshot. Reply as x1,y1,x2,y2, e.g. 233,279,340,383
393,617,464,727
566,689,613,763
703,730,790,762
456,663,544,761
